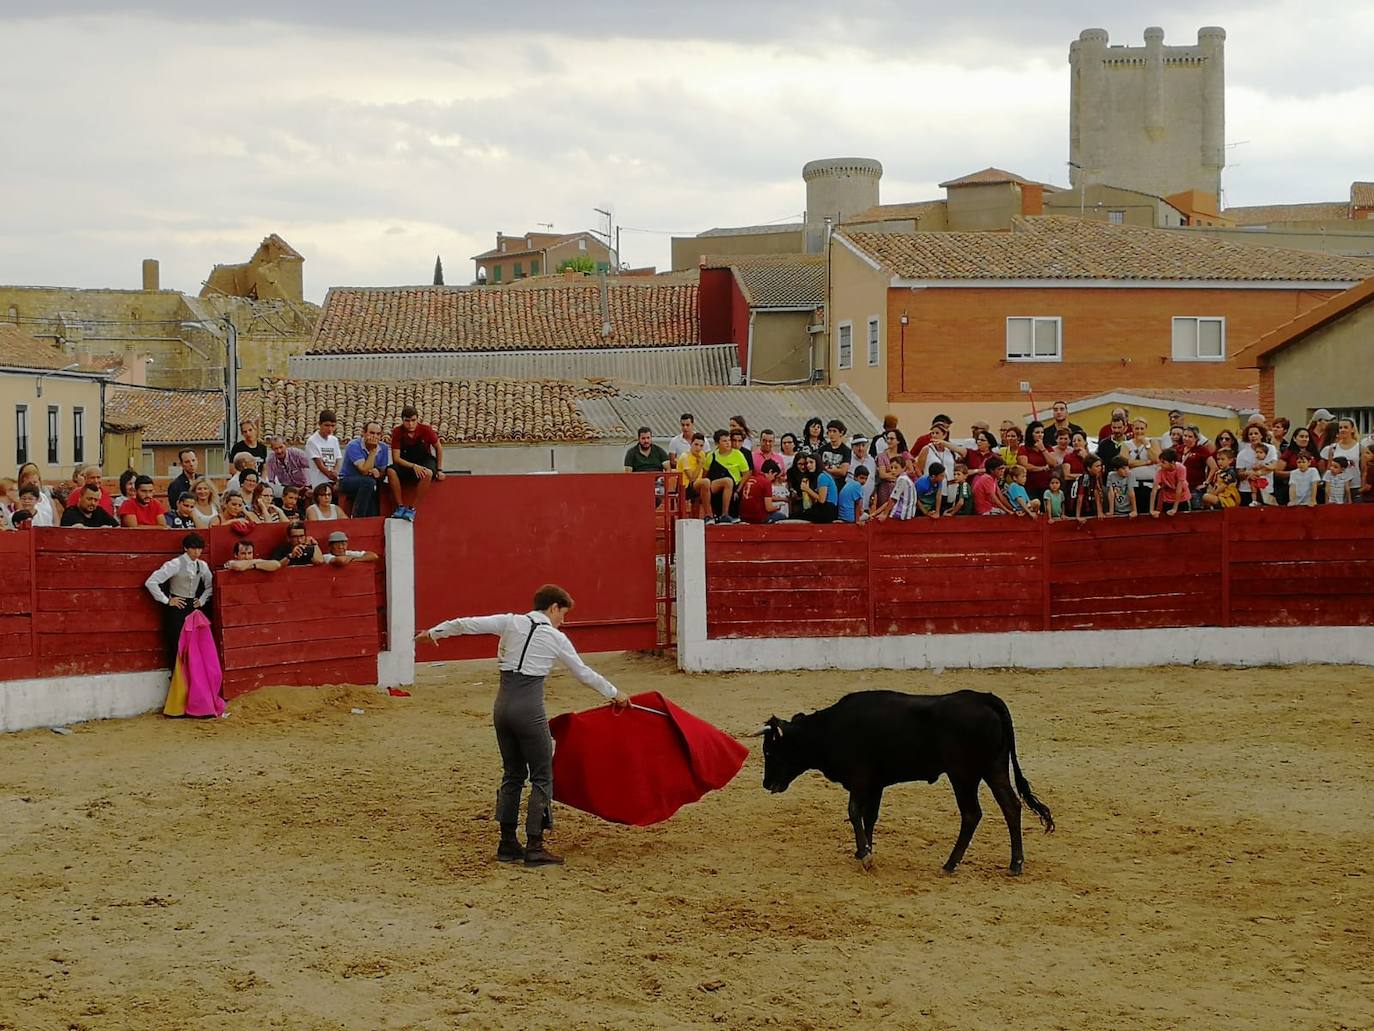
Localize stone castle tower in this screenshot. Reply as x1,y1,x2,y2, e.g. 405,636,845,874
803,158,882,253
1069,26,1226,201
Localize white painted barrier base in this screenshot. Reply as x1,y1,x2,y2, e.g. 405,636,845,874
673,519,1374,673
376,518,416,689
0,670,170,734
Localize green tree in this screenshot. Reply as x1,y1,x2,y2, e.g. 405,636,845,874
556,256,597,275
433,255,445,285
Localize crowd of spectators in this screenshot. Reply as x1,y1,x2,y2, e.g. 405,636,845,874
1,408,446,532
628,406,1374,526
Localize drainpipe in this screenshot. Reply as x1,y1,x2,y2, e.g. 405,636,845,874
745,310,755,385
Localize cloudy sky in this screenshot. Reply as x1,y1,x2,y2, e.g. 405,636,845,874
2,1,1371,302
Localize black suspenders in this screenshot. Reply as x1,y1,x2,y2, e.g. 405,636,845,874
514,615,542,674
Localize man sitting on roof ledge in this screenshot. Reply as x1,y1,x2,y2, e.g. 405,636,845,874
340,421,406,521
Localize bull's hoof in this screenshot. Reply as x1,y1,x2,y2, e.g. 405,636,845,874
860,853,874,872
1008,862,1024,876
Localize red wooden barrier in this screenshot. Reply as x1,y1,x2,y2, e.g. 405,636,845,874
413,474,660,661
0,533,34,680
705,506,1374,639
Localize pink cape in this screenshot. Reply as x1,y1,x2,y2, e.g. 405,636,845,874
178,610,225,718
549,691,748,826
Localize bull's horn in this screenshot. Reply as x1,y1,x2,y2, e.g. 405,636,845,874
744,725,770,737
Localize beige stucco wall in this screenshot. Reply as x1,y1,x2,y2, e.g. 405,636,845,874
827,241,889,411
946,183,1021,231
1182,223,1374,259
670,231,805,271
0,372,103,481
748,310,813,384
443,441,633,475
1043,184,1185,227
1269,302,1374,424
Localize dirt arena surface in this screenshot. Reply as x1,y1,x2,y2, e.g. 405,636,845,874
1,656,1371,1031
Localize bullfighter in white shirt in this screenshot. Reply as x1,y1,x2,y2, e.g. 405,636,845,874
417,583,629,866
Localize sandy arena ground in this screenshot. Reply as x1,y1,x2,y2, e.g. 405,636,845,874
1,656,1372,1030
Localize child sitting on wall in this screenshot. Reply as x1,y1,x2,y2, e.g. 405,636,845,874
1042,473,1066,522
1107,456,1137,518
1202,449,1241,509
1004,464,1040,517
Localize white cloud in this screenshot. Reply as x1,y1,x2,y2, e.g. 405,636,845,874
0,6,1370,301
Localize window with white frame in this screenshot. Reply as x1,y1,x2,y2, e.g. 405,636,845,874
1171,317,1225,361
15,405,28,465
837,321,853,370
866,316,880,366
1005,317,1062,361
47,405,59,465
73,407,85,464
1108,209,1126,224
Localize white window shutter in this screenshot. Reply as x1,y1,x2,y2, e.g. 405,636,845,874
1172,317,1196,360
1007,318,1032,359
1199,319,1224,358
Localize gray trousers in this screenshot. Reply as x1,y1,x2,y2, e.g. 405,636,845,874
493,670,553,838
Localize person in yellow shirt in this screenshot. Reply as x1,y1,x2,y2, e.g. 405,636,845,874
676,432,710,518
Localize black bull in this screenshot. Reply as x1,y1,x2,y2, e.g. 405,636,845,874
752,689,1054,874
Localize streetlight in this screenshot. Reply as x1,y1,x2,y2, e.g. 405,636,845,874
1067,161,1085,216
179,315,239,452
35,362,80,397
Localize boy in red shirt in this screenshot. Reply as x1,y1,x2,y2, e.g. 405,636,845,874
390,406,444,518
1151,448,1190,518
738,460,785,524
119,475,167,528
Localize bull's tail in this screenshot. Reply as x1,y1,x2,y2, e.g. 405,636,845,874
986,694,1054,833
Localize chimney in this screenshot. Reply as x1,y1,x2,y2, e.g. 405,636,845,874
1020,183,1045,216
142,258,160,291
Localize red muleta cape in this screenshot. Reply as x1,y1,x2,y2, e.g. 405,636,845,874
549,691,748,826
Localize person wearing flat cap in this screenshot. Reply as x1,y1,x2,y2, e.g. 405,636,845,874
320,530,378,566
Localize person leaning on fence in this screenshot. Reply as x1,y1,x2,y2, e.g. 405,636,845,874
624,426,670,474
1073,454,1107,523
144,533,213,666
272,522,326,566
165,492,197,529
738,459,786,524
1201,450,1241,510
1151,449,1190,518
390,406,445,518
61,482,120,528
415,583,631,867
321,530,379,565
223,539,285,572
1287,452,1320,507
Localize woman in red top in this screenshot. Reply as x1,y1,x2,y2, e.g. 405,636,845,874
964,431,996,473
1177,426,1215,508
1018,424,1055,495
1063,430,1089,481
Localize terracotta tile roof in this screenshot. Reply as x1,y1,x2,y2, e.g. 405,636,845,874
1235,276,1374,366
254,377,622,444
939,167,1047,189
844,200,947,223
0,323,80,370
309,283,699,355
104,385,256,444
1223,201,1350,225
839,217,1374,282
1352,182,1374,208
699,254,824,309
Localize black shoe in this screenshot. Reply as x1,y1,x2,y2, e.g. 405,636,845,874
496,823,524,863
523,836,564,866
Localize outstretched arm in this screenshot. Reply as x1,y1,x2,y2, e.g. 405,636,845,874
417,612,513,644
550,631,627,707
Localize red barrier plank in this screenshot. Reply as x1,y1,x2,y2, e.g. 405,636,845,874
1229,540,1368,563
1047,513,1224,541
222,636,378,672
37,589,164,614
708,618,869,638
1230,561,1374,582
0,596,31,616
869,549,1043,569
36,631,165,656
1050,555,1222,584
1048,534,1220,566
1049,592,1221,618
872,519,1042,540
215,568,377,607
876,616,1041,635
1229,601,1374,627
221,656,378,700
1052,609,1223,631
0,633,32,659
875,598,1043,619
220,617,362,650
33,568,154,590
875,579,1040,604
0,569,31,595
1231,578,1374,597
707,540,869,562
707,573,870,593
39,609,162,633
218,593,379,628
1051,571,1223,601
707,592,868,616
32,529,185,555
706,558,867,578
876,564,1043,587
708,523,864,543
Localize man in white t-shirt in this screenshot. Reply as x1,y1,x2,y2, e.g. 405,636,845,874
666,413,696,462
850,435,877,506
304,409,343,488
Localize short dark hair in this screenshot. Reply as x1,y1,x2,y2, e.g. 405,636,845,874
533,583,573,611
690,432,705,443
713,429,728,443
637,426,652,436
178,447,196,462
932,413,952,425
234,540,254,556
1085,455,1103,471
182,533,205,550
1159,448,1178,462
1110,456,1130,471
82,483,101,495
18,484,39,499
854,465,870,478
134,475,154,489
761,459,780,474
288,521,307,535
119,469,138,493
363,420,382,434
318,409,336,424
761,428,775,437
10,510,32,527
1331,455,1351,470
928,462,945,477
679,413,694,423
400,405,419,419
826,419,847,433
1216,448,1235,460
984,456,1005,473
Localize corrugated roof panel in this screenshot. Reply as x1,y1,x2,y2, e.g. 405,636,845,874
581,386,878,440
287,346,739,386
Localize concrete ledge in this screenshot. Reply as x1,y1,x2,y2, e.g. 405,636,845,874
0,670,169,734
679,625,1374,673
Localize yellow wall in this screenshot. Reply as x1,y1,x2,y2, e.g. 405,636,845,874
946,183,1019,231
828,240,888,406
1061,399,1245,442
1269,302,1374,425
0,372,103,481
671,230,805,271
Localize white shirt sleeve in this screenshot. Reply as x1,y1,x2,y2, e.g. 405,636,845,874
427,613,515,639
144,557,178,603
196,561,213,606
548,628,619,699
